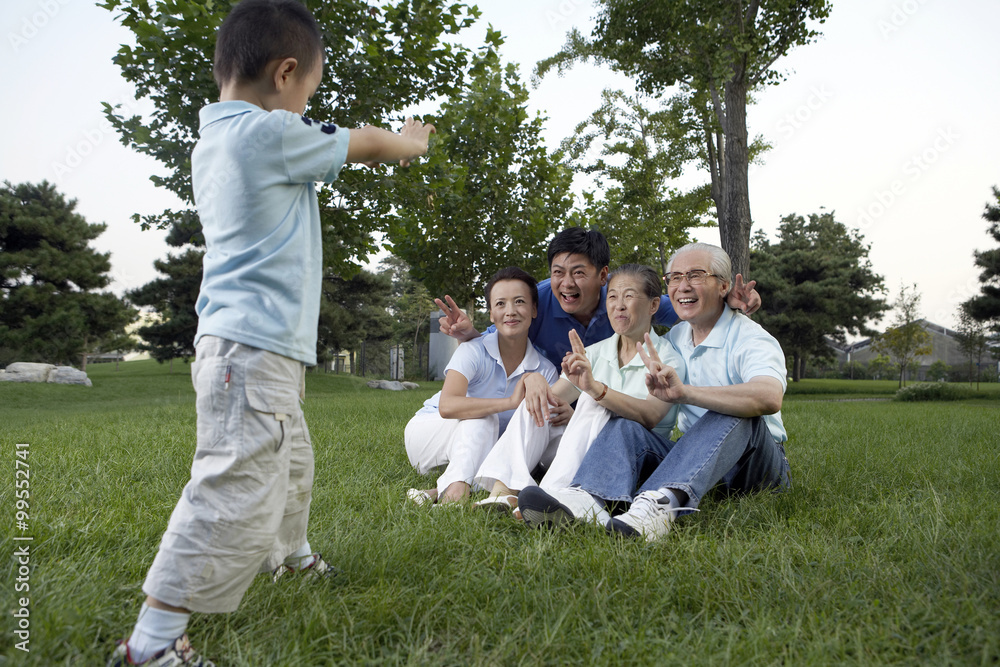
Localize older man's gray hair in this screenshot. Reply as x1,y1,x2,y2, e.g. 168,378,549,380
666,243,732,296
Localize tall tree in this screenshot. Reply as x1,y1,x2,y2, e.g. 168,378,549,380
962,185,1000,332
0,181,135,367
751,212,887,381
562,89,715,273
537,0,831,277
872,284,932,388
389,53,574,313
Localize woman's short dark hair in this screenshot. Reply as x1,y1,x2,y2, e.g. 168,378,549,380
213,0,324,89
608,264,661,299
485,267,539,307
546,227,611,271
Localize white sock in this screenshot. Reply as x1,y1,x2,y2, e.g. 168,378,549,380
127,603,189,663
283,541,315,570
659,488,684,510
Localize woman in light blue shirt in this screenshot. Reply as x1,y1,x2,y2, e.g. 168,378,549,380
405,268,559,505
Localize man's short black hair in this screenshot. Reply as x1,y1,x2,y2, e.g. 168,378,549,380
213,0,324,89
546,227,611,271
485,267,539,307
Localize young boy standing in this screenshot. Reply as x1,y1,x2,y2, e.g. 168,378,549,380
110,1,434,665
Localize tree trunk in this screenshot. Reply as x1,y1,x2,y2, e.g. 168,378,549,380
720,76,752,279
791,352,801,382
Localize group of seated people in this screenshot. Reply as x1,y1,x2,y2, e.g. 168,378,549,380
404,227,791,541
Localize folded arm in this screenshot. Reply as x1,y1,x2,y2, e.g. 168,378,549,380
438,371,523,420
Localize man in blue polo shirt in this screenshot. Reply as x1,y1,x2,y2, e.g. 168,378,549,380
435,228,761,426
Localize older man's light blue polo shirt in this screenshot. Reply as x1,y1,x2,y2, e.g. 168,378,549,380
417,332,559,434
192,101,350,365
668,307,788,443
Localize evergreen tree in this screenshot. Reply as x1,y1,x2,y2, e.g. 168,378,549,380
750,212,887,381
0,181,135,366
962,185,1000,331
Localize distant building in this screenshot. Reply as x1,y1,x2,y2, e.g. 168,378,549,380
827,320,971,380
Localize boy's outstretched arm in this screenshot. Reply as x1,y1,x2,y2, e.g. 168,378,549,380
346,117,435,167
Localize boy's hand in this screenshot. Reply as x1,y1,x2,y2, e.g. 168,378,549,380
399,117,436,167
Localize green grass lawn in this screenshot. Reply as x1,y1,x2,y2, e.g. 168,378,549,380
2,361,999,665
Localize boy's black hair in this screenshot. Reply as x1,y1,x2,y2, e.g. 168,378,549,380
546,227,611,271
485,267,539,308
214,0,324,89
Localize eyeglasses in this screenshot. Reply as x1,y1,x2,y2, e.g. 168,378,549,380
664,270,718,286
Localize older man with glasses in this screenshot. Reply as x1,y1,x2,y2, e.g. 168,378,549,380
517,242,791,541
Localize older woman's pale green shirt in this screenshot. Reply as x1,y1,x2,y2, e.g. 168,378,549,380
562,329,685,438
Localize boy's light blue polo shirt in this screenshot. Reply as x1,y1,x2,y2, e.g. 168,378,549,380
417,332,559,434
191,101,350,365
488,278,679,368
669,307,788,443
578,329,685,438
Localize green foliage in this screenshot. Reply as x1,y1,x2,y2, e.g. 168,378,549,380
317,269,393,362
751,212,887,381
926,359,949,382
894,382,975,402
563,90,714,273
962,185,1000,331
954,304,994,389
536,0,831,275
872,284,933,388
867,354,895,381
0,181,135,366
389,55,573,311
128,248,203,363
378,255,435,347
100,0,483,271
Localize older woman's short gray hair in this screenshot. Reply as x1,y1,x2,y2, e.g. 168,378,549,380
666,243,732,296
608,264,661,299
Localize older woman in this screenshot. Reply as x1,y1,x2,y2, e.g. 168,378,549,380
473,264,685,514
518,243,791,540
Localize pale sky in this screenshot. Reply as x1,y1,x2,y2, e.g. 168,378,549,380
2,0,998,332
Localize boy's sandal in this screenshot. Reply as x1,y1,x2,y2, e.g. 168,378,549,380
271,553,337,582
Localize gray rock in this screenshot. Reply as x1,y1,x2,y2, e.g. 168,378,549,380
0,362,91,386
366,379,407,391
0,363,57,383
401,382,420,390
48,366,93,387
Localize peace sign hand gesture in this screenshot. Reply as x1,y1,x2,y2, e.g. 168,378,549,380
726,274,761,315
562,330,598,395
636,333,684,403
433,295,478,342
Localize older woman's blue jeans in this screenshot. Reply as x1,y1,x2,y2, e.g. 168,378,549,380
572,411,791,509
